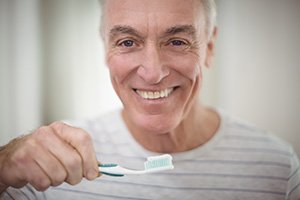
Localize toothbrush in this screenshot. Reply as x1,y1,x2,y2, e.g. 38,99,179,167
99,154,174,177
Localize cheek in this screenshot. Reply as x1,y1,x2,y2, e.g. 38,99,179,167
107,53,138,84
167,53,202,81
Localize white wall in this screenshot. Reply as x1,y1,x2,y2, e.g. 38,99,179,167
0,0,42,144
214,0,300,155
0,0,121,145
0,0,299,156
41,0,121,123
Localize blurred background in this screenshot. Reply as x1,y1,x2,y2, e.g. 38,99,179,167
0,0,299,156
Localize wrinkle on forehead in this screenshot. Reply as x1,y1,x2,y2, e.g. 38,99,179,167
104,0,206,39
105,0,203,23
105,0,200,13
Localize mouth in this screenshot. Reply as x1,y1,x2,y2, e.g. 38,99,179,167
134,87,177,100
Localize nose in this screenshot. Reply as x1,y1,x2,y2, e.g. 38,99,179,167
137,44,169,84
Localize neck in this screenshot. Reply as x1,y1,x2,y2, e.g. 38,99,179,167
122,104,220,153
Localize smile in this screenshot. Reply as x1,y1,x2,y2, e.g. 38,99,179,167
135,88,174,100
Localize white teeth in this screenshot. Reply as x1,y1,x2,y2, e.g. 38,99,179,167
136,88,174,100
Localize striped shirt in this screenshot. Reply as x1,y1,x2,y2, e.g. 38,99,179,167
1,109,300,200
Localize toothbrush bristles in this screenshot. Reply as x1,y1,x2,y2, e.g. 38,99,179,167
144,154,174,170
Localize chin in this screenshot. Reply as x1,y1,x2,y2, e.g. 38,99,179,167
133,112,180,135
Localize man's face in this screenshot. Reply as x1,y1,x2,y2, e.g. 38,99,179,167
103,0,215,134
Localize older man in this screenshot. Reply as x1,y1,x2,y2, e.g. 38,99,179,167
0,0,299,199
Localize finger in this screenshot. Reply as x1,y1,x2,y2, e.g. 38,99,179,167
33,125,83,185
26,160,52,191
32,146,67,187
50,122,99,180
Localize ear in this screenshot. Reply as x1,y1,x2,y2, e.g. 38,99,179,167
205,26,218,68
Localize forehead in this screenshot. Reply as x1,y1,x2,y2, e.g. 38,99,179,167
103,0,204,34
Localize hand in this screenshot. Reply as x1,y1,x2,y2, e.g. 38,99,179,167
0,122,99,192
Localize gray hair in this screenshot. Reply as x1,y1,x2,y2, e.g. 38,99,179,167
98,0,217,38
201,0,217,38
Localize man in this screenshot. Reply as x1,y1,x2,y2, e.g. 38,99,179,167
0,0,299,199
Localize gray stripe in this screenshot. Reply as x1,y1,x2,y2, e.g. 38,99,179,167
96,152,290,168
5,191,16,200
96,179,285,196
19,190,30,200
94,139,129,146
289,165,300,179
224,135,273,142
287,182,300,197
25,185,36,197
215,147,292,157
162,172,288,181
197,187,285,196
51,187,151,200
96,152,146,161
184,159,290,168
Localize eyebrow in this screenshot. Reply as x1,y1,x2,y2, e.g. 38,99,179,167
163,25,197,38
108,24,197,41
109,25,142,41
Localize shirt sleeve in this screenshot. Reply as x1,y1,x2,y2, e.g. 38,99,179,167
286,149,300,200
0,184,46,200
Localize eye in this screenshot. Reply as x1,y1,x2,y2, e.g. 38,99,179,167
119,39,134,47
170,40,187,46
114,38,141,52
164,38,191,52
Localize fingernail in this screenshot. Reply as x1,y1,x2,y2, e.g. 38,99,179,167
87,169,98,180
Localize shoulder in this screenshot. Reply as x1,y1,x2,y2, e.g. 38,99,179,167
219,110,293,151
215,110,298,173
215,110,296,170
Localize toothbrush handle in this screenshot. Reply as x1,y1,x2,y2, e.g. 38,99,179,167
99,164,145,176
